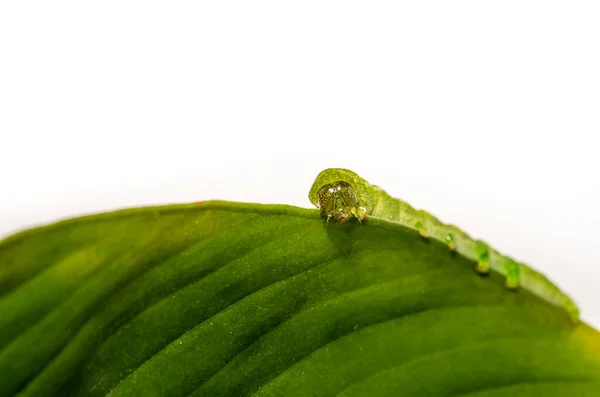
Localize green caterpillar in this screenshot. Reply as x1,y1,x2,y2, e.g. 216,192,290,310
308,168,580,322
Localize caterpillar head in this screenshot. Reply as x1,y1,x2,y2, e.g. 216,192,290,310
316,181,367,224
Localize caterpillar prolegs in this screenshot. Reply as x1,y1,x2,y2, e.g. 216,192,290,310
308,168,579,322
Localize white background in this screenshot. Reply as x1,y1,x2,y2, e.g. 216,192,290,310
1,2,598,328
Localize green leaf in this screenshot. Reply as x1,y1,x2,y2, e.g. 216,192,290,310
1,201,599,397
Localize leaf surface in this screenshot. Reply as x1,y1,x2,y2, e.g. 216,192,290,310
0,201,599,397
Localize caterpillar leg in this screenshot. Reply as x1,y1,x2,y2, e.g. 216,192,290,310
414,211,431,238
415,224,432,241
474,240,491,275
416,222,429,238
350,206,367,223
503,258,520,289
443,233,457,251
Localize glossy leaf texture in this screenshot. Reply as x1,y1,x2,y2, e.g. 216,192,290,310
0,201,599,397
